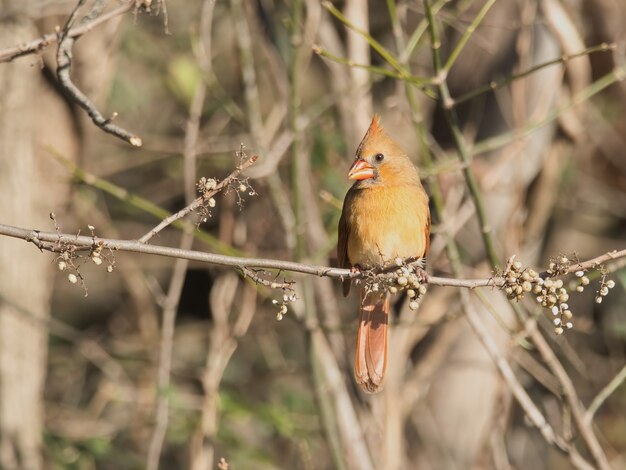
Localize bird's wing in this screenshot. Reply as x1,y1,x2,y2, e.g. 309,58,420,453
423,208,431,258
338,190,353,296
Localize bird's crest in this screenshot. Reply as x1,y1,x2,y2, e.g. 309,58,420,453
356,114,385,157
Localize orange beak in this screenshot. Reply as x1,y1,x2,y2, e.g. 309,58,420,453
348,158,375,181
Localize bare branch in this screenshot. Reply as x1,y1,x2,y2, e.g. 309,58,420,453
0,1,133,63
56,0,142,146
1,222,624,291
138,154,259,243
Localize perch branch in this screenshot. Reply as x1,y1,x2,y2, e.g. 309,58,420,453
0,223,624,289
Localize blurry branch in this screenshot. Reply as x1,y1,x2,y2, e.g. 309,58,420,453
0,222,623,289
423,0,500,268
460,291,594,470
0,293,129,384
422,2,610,469
323,1,403,73
146,0,212,463
138,154,258,244
440,0,496,74
0,1,133,62
290,0,305,260
320,1,437,100
585,363,626,425
146,232,193,470
231,0,297,252
471,62,626,157
47,146,241,255
192,275,257,470
452,43,616,107
313,45,431,87
56,0,143,147
400,0,447,62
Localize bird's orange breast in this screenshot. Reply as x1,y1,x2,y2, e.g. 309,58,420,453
346,184,429,268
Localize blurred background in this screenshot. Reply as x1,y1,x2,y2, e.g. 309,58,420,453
1,0,626,469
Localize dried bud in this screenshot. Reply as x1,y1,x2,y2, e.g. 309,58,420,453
407,289,416,298
388,286,398,294
595,296,603,304
204,178,217,190
513,261,522,270
106,265,114,273
606,280,615,289
239,184,247,192
409,301,419,310
397,276,408,286
92,256,103,266
581,276,590,286
58,261,67,271
555,327,564,335
576,285,584,293
575,270,584,278
68,273,77,284
208,197,216,208
522,281,532,292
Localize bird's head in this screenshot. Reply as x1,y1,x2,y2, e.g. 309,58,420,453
347,115,418,188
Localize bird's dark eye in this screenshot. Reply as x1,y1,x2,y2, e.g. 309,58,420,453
374,153,385,163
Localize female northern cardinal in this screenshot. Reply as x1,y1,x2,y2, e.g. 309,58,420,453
338,115,430,393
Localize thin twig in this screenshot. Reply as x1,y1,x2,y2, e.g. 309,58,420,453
471,63,626,157
452,43,616,107
138,154,258,243
145,235,192,470
56,0,142,146
585,363,626,425
442,0,497,73
0,1,133,63
424,0,500,267
146,20,211,463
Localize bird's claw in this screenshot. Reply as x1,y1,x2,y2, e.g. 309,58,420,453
414,266,429,285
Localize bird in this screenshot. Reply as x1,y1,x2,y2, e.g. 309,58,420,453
337,115,431,393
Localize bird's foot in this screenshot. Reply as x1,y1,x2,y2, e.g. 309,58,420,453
413,266,429,285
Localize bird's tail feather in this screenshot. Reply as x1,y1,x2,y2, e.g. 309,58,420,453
354,290,389,393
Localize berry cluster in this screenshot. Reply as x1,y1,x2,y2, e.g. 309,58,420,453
501,255,615,335
364,258,428,311
271,287,297,321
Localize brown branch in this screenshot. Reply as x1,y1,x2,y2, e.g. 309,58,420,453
0,1,134,63
56,0,142,147
1,222,624,290
138,154,259,243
